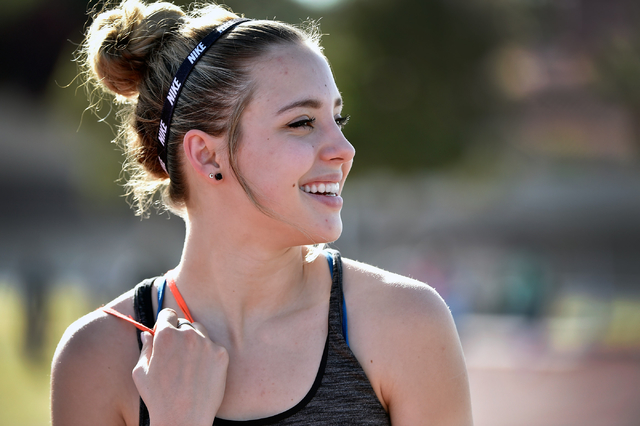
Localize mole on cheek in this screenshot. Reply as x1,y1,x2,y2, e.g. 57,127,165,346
292,183,296,187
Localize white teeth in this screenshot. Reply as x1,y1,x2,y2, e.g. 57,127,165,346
301,182,340,195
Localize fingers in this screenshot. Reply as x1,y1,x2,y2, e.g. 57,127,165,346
131,320,228,425
139,331,153,366
154,308,214,345
176,319,196,330
156,308,179,330
132,331,154,386
157,308,209,339
191,322,210,339
177,318,209,339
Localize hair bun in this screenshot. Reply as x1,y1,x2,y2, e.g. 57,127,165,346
85,0,184,98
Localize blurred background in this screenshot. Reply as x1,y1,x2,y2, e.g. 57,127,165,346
1,0,639,424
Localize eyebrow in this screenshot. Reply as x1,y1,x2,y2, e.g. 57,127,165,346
276,97,343,116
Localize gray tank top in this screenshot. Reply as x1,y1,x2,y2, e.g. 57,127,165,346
133,251,390,425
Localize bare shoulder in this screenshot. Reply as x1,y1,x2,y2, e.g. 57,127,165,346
341,257,450,323
51,289,141,426
52,289,138,367
341,258,473,426
341,258,455,362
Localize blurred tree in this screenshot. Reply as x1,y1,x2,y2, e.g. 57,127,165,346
225,0,507,172
595,30,640,149
36,0,510,197
323,0,504,172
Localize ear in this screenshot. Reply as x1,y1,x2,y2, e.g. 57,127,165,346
182,129,224,179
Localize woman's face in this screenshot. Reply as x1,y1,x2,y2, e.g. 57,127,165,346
236,43,355,245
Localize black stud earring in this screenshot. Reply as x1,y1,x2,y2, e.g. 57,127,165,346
214,173,223,181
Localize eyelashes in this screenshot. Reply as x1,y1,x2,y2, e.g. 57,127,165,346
288,117,316,129
288,114,351,130
335,115,350,129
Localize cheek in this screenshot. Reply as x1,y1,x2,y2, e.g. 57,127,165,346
268,138,314,167
239,139,313,193
341,159,353,180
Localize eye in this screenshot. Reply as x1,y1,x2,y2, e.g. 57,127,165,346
335,114,350,129
288,117,316,129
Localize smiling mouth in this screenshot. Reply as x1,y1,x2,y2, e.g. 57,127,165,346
301,182,340,197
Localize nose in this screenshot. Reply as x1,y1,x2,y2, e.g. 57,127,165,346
320,125,356,164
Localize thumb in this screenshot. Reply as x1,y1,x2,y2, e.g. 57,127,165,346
133,331,153,383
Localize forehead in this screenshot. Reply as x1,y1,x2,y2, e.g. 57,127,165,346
248,44,341,113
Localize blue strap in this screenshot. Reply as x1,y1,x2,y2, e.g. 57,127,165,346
154,254,351,347
341,290,349,348
156,277,167,322
324,251,334,277
324,251,349,347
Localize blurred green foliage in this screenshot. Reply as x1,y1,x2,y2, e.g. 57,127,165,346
0,284,93,426
1,0,639,197
595,31,640,121
223,0,506,171
38,0,510,183
326,0,503,171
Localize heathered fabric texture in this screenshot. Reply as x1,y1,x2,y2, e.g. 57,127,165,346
134,251,390,425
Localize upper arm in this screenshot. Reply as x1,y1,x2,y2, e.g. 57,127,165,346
343,259,473,426
51,305,140,426
383,292,472,425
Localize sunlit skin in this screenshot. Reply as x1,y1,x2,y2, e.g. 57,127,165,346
182,43,354,254
51,43,473,426
236,44,354,244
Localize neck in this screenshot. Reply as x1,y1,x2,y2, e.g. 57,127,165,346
170,216,317,344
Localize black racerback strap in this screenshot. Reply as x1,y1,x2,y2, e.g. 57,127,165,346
133,278,156,426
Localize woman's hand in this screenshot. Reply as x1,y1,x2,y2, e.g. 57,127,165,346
132,308,229,426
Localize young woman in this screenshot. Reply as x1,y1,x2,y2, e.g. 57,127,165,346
51,1,473,425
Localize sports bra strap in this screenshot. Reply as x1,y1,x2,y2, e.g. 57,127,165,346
323,250,334,277
155,251,349,347
156,277,166,322
324,250,349,347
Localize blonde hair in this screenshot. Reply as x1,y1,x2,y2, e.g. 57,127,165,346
81,0,321,217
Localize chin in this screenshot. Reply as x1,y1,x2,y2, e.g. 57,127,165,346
311,220,343,244
292,219,343,246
